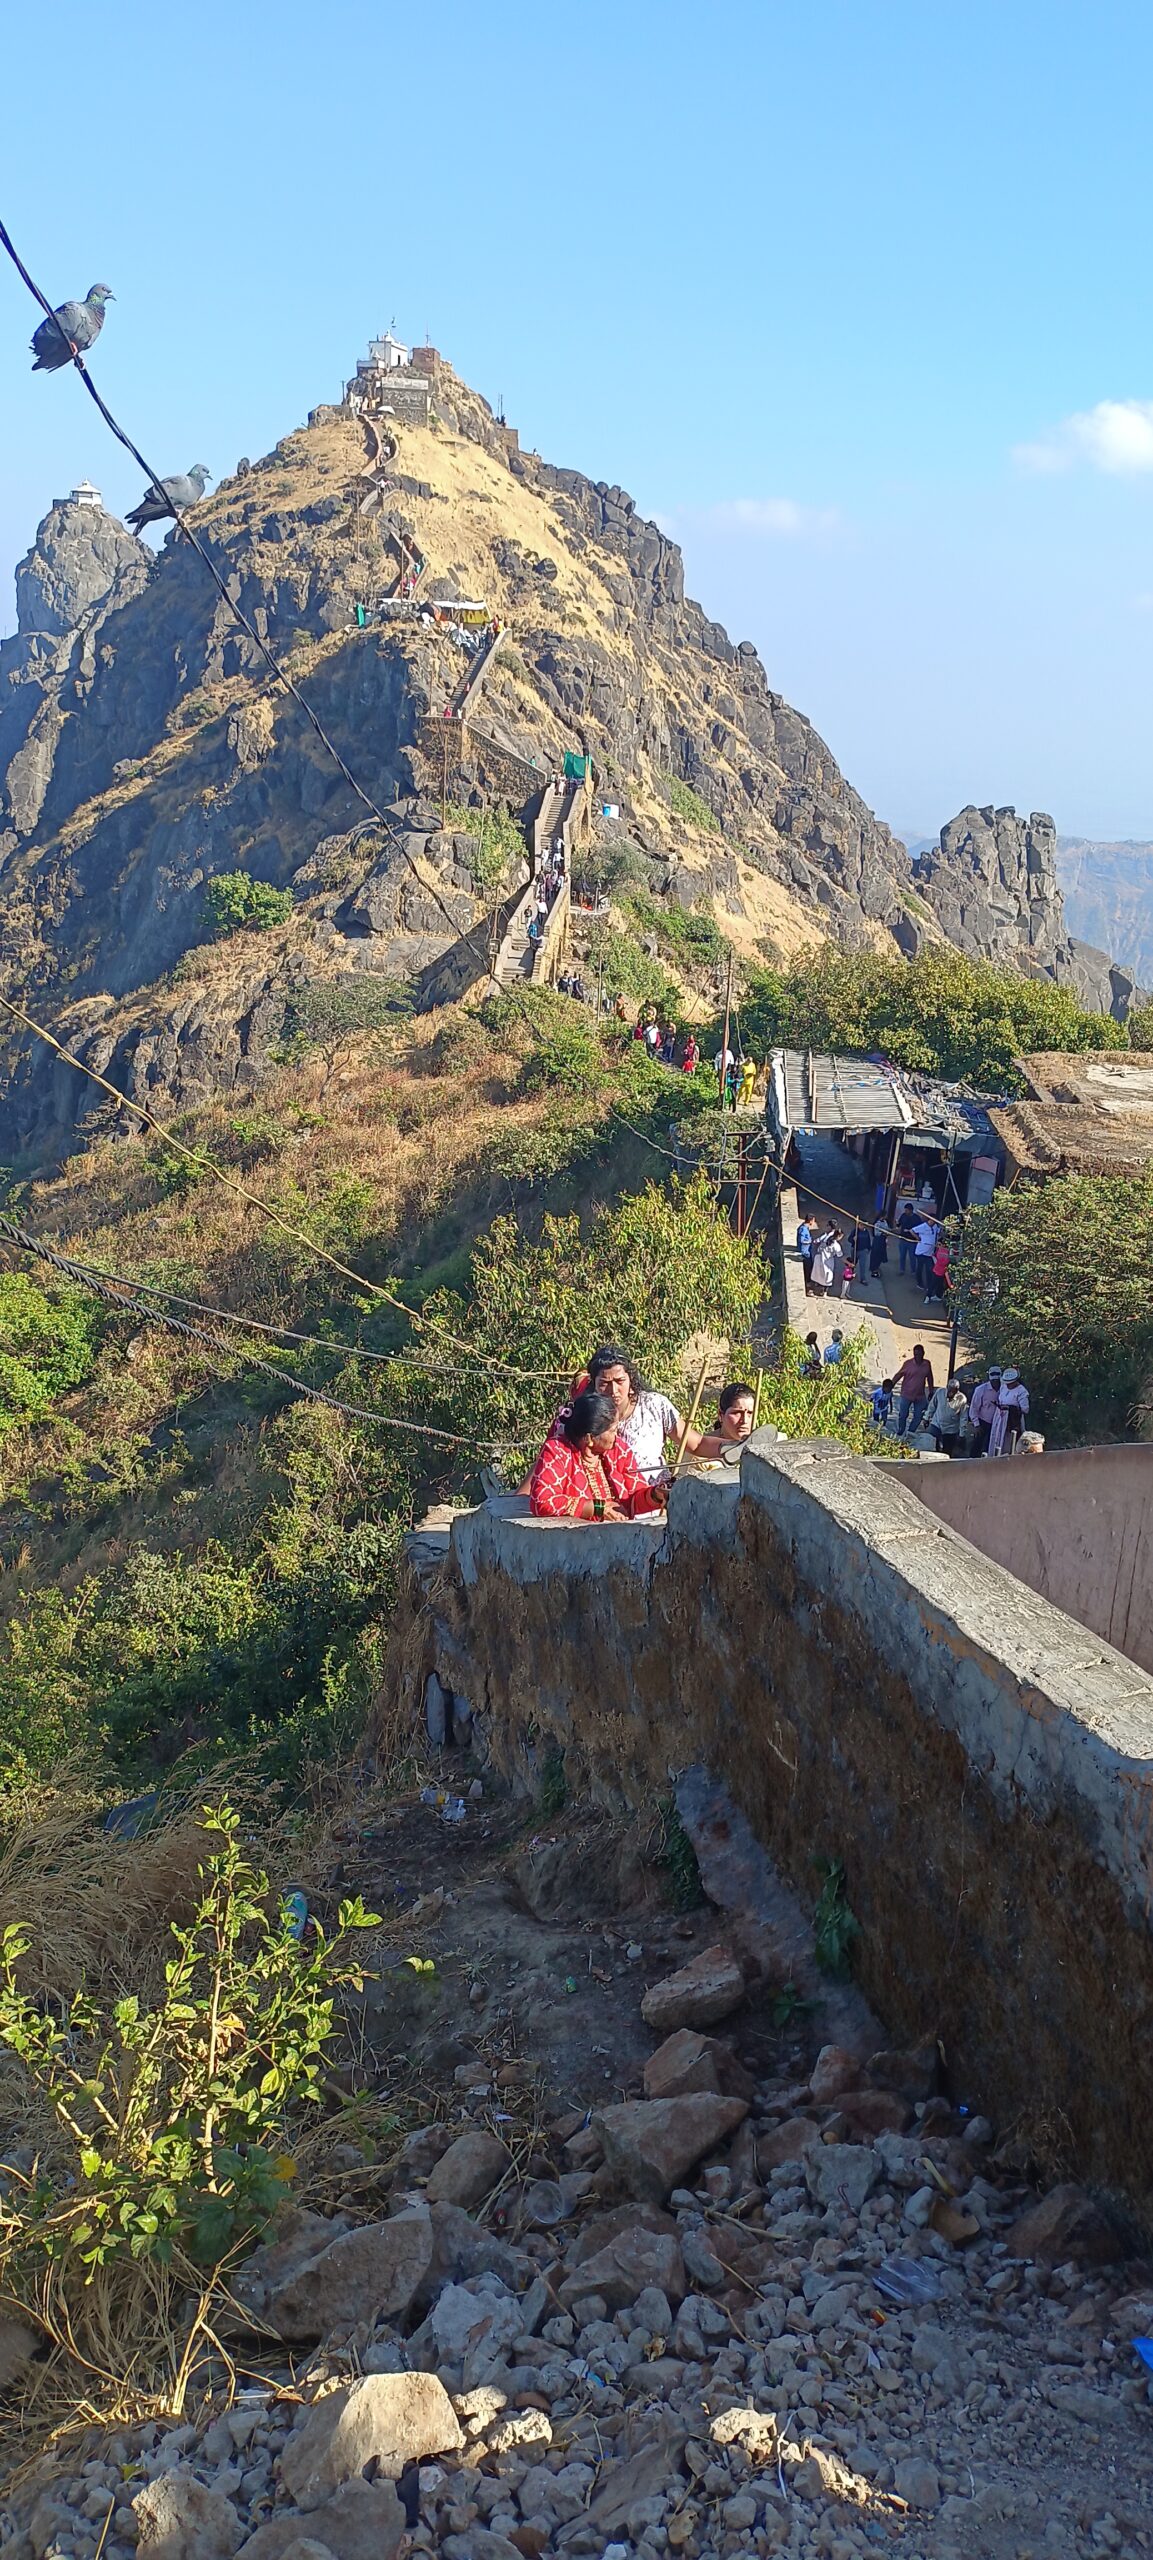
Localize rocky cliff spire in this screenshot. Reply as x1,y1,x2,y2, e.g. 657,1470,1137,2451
0,487,149,849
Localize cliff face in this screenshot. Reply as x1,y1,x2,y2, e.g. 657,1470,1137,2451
0,366,924,1156
0,357,1128,1159
912,805,1142,1021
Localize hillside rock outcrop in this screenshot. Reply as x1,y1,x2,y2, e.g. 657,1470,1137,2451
912,805,1074,976
911,803,1141,1019
0,489,149,845
0,361,1140,1156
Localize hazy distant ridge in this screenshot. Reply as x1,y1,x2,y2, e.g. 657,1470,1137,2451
1056,838,1153,988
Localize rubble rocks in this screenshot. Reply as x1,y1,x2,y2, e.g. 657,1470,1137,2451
808,2043,862,2104
592,2092,749,2201
280,2372,462,2505
556,2223,685,2310
642,2027,755,2102
757,2115,820,2171
804,2140,881,2211
424,2130,511,2209
266,2207,433,2340
133,2468,243,2559
639,1943,745,2032
237,2481,406,2560
1006,2181,1123,2267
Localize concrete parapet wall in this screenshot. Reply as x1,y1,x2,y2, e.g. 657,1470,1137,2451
391,1437,1153,2213
892,1442,1153,1678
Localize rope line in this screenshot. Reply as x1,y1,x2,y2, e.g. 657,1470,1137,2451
0,1216,491,1446
0,987,559,1381
0,215,501,976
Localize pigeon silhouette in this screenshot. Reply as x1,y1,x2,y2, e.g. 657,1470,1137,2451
31,284,114,371
126,465,212,533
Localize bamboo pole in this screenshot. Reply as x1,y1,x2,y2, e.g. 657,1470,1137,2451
718,945,734,1104
672,1357,712,1474
751,1369,764,1433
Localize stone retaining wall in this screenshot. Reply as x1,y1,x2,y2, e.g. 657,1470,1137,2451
386,1440,1153,2217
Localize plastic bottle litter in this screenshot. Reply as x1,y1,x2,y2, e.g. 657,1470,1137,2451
1134,2338,1153,2372
874,2255,942,2307
420,1786,467,1823
282,1892,308,1940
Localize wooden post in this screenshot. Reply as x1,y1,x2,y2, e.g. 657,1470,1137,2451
736,1133,748,1237
672,1358,711,1474
751,1369,764,1432
440,720,449,830
719,945,734,1104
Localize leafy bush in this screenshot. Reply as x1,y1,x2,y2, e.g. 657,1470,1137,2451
958,1167,1153,1443
628,892,728,976
666,776,721,834
0,1272,97,1440
736,945,1124,1091
443,800,524,891
584,916,680,1018
0,1805,378,2397
285,975,412,1068
203,872,293,937
370,1175,767,1499
518,1015,605,1099
0,1514,401,1798
760,1326,883,1452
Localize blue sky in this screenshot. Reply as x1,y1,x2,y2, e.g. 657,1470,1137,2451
3,0,1153,839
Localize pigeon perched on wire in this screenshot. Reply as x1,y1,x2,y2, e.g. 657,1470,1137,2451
126,465,212,534
30,284,114,371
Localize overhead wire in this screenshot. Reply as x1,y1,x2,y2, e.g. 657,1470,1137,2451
0,987,562,1382
0,215,501,976
0,220,565,1380
0,1215,494,1445
0,1225,465,1375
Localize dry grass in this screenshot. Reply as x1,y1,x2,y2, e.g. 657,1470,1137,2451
0,1777,346,2462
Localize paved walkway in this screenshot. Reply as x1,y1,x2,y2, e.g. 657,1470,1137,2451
783,1131,973,1396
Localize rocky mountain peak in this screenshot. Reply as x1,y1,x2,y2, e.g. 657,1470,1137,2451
13,487,145,640
911,804,1143,1020
912,804,1072,976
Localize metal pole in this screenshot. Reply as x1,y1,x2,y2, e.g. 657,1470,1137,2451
736,1133,748,1238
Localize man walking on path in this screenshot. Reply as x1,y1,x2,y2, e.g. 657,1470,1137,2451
912,1213,938,1296
894,1344,934,1438
896,1203,919,1277
968,1367,1001,1456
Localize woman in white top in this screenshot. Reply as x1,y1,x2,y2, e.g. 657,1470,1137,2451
584,1345,703,1485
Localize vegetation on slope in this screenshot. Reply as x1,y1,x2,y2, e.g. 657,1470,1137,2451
958,1168,1153,1444
0,994,748,1799
736,946,1125,1090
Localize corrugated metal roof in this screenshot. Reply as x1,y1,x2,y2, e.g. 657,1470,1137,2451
769,1048,1003,1146
772,1048,917,1133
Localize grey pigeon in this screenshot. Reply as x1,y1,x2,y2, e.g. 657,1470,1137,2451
31,283,114,371
126,465,212,534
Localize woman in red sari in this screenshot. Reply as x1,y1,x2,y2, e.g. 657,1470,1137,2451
529,1391,663,1521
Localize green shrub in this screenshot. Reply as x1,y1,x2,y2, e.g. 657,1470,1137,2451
443,800,524,891
666,776,721,834
736,945,1123,1091
285,976,412,1068
627,892,728,976
0,1272,97,1440
0,1805,378,2393
959,1166,1153,1443
519,1016,605,1100
203,872,293,937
